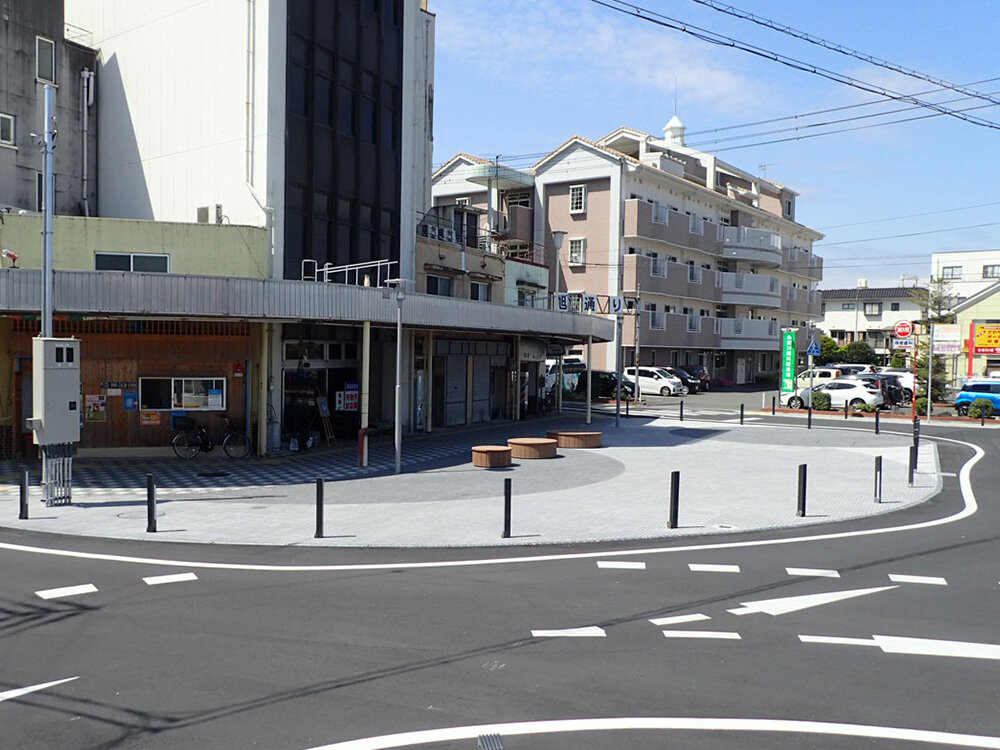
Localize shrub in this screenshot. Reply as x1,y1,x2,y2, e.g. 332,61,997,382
811,391,831,411
915,397,930,417
860,403,878,413
968,398,995,419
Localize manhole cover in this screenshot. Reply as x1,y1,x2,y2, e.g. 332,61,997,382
197,471,231,478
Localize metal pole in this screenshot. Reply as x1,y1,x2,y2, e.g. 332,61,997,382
913,416,920,450
585,335,593,425
740,403,744,425
875,409,880,434
874,455,883,503
556,354,563,413
844,400,848,419
19,468,28,520
615,313,623,428
796,463,807,517
394,291,403,474
668,470,679,529
807,405,812,429
679,400,684,422
502,478,512,539
926,319,934,423
146,474,156,533
771,396,776,416
41,85,55,338
360,301,371,466
908,445,917,486
315,478,324,538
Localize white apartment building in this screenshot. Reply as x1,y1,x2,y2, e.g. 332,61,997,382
931,249,1000,303
817,283,925,359
433,117,825,384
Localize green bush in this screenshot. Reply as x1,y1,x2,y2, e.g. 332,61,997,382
915,397,930,417
811,391,831,411
860,403,878,413
968,399,995,419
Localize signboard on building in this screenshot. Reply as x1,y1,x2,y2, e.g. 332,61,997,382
892,337,915,350
780,329,797,393
582,295,597,313
344,382,360,411
973,324,1000,355
892,320,913,338
932,324,962,355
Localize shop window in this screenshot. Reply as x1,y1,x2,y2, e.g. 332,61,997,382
96,253,169,273
139,377,226,410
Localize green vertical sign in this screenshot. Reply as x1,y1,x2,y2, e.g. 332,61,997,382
781,329,797,393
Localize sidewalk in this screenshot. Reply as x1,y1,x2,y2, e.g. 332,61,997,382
0,415,941,548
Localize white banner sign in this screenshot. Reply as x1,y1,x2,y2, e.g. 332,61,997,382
932,323,962,355
610,296,625,315
892,337,915,350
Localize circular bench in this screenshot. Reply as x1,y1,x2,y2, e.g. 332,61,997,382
546,430,602,449
471,445,512,468
507,437,558,459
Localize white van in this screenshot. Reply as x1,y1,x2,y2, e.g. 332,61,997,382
623,366,685,396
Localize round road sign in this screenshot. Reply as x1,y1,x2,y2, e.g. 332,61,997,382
893,320,913,338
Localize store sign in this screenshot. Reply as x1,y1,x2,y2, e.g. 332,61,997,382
892,338,915,350
892,320,913,338
344,382,360,411
582,295,597,313
932,323,962,355
556,293,570,312
973,324,1000,355
780,329,797,393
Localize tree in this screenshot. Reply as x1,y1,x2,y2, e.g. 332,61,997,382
915,340,948,405
910,277,956,325
815,336,842,366
841,340,879,365
889,349,908,368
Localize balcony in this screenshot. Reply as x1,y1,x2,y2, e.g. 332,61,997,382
718,226,782,268
622,199,719,255
624,311,720,349
719,317,781,350
621,254,720,300
498,204,534,245
720,272,781,307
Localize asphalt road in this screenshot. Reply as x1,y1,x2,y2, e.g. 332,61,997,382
0,416,997,749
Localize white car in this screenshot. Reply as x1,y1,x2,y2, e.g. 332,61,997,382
784,380,884,410
623,366,685,396
878,367,916,394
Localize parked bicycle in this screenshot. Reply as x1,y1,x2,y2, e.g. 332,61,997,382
171,415,251,460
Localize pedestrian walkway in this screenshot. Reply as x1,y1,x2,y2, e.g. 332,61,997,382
0,415,942,548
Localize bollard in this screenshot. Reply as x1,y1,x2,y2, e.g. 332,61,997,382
626,398,630,418
982,410,986,427
740,403,745,425
502,478,512,538
315,478,324,538
908,445,917,487
807,405,813,429
844,401,849,420
668,470,680,529
874,456,883,503
19,468,28,520
146,473,157,533
771,396,776,416
796,463,807,517
875,409,880,435
679,401,684,422
912,416,920,450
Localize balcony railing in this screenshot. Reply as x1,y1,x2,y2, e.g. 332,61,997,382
687,264,702,283
650,257,667,278
648,311,665,330
719,226,781,250
687,315,701,333
505,245,546,267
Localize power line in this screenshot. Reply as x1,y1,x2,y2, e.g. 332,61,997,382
816,222,1000,247
587,0,1000,131
818,201,1000,231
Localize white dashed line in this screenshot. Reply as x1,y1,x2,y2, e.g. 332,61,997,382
649,613,711,626
799,635,880,648
802,634,1000,661
531,626,606,638
786,567,840,578
662,630,741,640
35,584,98,600
888,574,947,585
143,572,199,586
596,560,646,570
0,677,79,703
688,563,741,573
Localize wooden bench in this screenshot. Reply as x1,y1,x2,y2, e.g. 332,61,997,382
507,437,558,459
546,430,602,449
471,445,512,468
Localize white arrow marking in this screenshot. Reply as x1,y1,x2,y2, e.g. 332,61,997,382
728,585,896,616
888,574,947,586
35,584,98,600
786,567,840,578
596,561,646,570
689,563,741,573
801,634,1000,662
143,572,198,585
531,626,606,638
0,677,79,703
649,613,710,626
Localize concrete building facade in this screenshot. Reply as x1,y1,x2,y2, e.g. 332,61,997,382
817,284,925,359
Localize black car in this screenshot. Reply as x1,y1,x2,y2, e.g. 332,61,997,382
680,364,711,392
846,373,905,406
663,366,700,394
580,370,635,400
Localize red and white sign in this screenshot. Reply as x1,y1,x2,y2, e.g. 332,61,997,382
892,320,913,338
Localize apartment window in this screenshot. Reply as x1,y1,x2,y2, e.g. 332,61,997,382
890,302,900,311
96,253,170,273
841,302,855,310
36,37,55,83
506,192,530,208
569,185,587,213
784,199,793,215
470,281,491,301
983,265,1000,279
568,238,586,265
863,302,882,316
0,114,13,146
941,266,961,280
426,274,452,296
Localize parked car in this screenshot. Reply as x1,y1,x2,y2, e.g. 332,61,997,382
662,366,700,394
954,380,1000,416
784,380,884,410
828,363,877,375
795,367,843,390
879,367,917,395
680,363,711,391
623,366,685,396
844,373,907,406
585,370,635,400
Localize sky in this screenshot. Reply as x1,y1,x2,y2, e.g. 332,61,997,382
430,0,1000,290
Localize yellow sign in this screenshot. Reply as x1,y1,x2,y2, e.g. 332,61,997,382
974,324,1000,354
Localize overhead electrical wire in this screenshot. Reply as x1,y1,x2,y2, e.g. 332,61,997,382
819,201,1000,231
816,222,1000,247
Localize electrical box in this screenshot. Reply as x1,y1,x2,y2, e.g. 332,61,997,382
29,337,81,445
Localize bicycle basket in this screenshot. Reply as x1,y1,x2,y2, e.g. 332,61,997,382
173,415,197,432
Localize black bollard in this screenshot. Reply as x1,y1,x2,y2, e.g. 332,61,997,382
502,478,512,538
771,396,776,416
844,401,849,419
874,456,883,503
679,401,684,422
19,468,28,520
982,410,986,427
740,403,745,425
626,398,629,417
807,405,813,429
314,478,324,538
146,473,157,533
875,409,880,435
912,416,920,450
908,445,917,487
796,464,807,517
668,470,680,529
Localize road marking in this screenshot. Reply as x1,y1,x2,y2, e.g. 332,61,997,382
0,677,78,703
649,613,711,626
35,584,98,600
801,633,1000,662
786,567,840,578
662,630,741,640
888,574,947,586
0,431,980,573
728,586,896,616
301,717,1000,750
596,561,646,570
689,563,741,573
531,626,606,638
143,572,199,586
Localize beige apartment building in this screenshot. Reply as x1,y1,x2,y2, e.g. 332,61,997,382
432,117,824,384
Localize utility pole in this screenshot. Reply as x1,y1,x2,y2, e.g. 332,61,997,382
615,255,624,428
41,85,56,337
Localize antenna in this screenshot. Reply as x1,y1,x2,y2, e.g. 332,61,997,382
758,163,775,179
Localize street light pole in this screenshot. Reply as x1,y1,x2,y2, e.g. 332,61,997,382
394,286,404,474
41,85,56,337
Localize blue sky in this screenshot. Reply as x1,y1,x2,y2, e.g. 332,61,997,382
431,0,1000,290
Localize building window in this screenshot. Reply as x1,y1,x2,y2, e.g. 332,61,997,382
890,302,900,311
36,37,55,83
841,302,855,310
0,114,13,146
984,265,1000,279
568,238,586,265
863,302,882,316
470,281,490,301
941,266,961,280
139,377,226,411
338,86,355,135
784,199,793,215
454,197,470,206
426,274,452,296
569,185,587,213
95,253,170,273
506,192,530,208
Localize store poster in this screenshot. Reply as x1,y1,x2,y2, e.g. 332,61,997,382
85,394,107,423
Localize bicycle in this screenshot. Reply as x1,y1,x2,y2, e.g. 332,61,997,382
171,415,251,460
